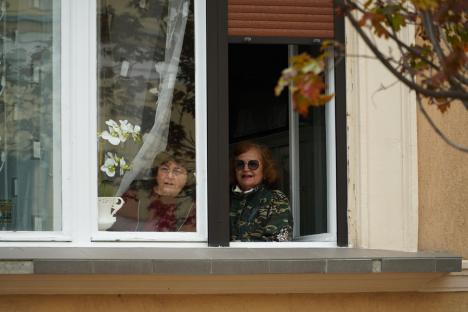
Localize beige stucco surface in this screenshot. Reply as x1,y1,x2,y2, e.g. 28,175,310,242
417,102,468,259
1,293,468,312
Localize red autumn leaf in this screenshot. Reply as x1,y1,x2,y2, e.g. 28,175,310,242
301,79,324,103
292,92,311,116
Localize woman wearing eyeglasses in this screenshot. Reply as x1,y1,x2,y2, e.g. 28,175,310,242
230,141,293,242
109,152,196,232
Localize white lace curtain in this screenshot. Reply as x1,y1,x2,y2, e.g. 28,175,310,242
116,0,190,196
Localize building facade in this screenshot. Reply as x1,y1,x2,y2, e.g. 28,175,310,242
0,0,467,310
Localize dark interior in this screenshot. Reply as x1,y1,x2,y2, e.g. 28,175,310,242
228,43,328,236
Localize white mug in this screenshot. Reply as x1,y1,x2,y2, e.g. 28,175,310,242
98,197,125,230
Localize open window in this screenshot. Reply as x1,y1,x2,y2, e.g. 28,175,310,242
228,43,337,242
205,0,347,246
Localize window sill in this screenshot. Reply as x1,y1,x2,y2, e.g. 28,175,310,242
0,248,462,294
0,247,461,275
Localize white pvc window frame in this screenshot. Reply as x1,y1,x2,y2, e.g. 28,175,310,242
291,45,337,243
91,0,207,242
0,0,208,244
0,0,70,242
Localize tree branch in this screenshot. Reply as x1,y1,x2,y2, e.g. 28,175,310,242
416,94,468,152
420,10,467,107
347,0,467,101
342,4,468,102
351,1,442,72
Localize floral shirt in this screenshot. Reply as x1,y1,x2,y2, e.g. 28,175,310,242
230,184,292,242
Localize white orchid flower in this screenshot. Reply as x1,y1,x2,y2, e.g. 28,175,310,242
118,157,130,176
132,125,141,142
105,120,120,134
100,119,141,145
98,119,141,178
119,120,130,131
100,153,118,177
100,130,121,146
105,119,118,128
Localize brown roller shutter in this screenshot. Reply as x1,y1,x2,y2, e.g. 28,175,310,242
228,0,334,39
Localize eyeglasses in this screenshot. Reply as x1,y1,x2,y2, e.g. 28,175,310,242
235,159,260,171
159,166,187,177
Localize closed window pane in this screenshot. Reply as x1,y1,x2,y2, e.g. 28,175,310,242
97,0,196,232
0,0,61,231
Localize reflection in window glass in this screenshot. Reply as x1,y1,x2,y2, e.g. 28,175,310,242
97,0,196,232
0,0,61,231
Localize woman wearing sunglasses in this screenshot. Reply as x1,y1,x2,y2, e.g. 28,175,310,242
230,141,293,242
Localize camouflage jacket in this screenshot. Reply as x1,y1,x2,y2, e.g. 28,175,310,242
230,184,293,242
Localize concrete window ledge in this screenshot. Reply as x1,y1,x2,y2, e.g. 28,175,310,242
0,248,463,294
0,247,462,275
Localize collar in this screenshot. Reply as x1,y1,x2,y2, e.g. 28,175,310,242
232,184,264,195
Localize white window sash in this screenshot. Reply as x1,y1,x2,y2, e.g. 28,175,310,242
325,46,338,239
0,0,208,244
91,0,208,242
289,45,337,243
0,0,71,242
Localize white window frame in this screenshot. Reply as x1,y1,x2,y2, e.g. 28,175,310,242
288,45,337,243
0,0,208,244
0,0,70,242
0,2,420,252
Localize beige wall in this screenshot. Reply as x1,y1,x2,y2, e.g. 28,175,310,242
418,102,468,259
1,293,468,312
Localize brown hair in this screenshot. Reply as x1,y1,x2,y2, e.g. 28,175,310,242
151,152,196,189
230,141,280,188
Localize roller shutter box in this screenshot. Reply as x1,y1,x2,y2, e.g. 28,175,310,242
228,0,334,39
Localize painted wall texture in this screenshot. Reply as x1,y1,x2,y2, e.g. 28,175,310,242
1,293,468,312
417,102,468,259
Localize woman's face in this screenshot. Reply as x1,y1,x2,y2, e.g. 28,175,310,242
155,160,188,197
235,148,264,191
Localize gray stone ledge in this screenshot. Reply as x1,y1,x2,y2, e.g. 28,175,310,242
0,261,34,274
0,248,461,275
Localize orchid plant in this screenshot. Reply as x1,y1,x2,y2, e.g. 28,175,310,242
99,119,141,177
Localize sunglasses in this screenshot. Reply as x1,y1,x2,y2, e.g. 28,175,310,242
235,159,260,171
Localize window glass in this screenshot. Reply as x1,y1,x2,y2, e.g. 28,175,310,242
296,44,328,236
0,0,61,231
97,0,196,232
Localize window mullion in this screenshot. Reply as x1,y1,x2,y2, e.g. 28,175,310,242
206,0,229,246
67,0,97,243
